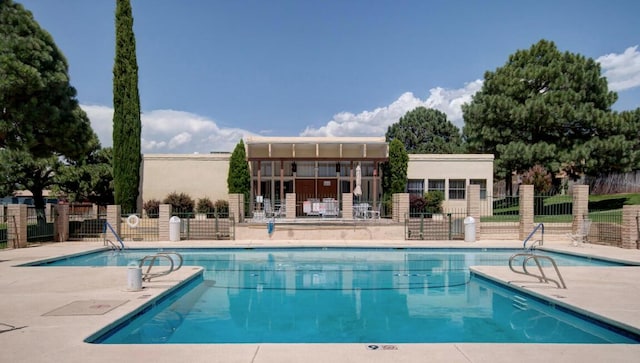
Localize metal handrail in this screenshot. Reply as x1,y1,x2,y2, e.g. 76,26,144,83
509,253,567,289
104,239,121,251
138,252,183,282
523,223,544,249
103,221,125,249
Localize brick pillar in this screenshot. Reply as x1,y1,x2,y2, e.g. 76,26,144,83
621,205,640,249
45,203,53,222
286,193,296,219
159,204,172,240
519,185,534,240
106,205,121,238
342,193,353,220
53,204,70,242
7,204,27,248
92,204,99,219
467,184,481,238
572,185,589,234
393,193,410,223
228,193,245,223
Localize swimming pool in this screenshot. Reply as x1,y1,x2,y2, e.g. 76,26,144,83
29,248,639,344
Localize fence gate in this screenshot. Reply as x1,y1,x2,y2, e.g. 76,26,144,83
179,212,235,240
405,213,463,240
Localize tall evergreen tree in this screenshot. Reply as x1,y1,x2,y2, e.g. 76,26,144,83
386,107,463,154
227,139,251,203
112,0,141,212
0,0,95,222
462,39,634,192
381,139,409,201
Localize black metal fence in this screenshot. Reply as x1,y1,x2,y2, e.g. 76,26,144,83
405,207,466,240
0,206,7,249
479,195,520,237
26,206,55,243
172,208,234,240
590,211,623,247
120,210,159,241
68,205,107,241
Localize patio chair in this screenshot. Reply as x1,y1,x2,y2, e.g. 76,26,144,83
273,202,286,218
322,198,339,217
353,203,369,219
366,202,381,219
568,219,592,247
264,198,274,218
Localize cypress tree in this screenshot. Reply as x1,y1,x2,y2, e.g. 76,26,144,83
227,140,251,203
112,0,141,212
381,138,409,201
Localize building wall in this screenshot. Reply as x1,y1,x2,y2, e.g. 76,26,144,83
141,153,231,203
407,154,494,213
141,153,495,212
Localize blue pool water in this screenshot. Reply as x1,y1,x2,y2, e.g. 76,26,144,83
29,248,638,344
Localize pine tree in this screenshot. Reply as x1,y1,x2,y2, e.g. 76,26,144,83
112,0,141,212
462,39,635,189
0,0,96,222
386,107,463,154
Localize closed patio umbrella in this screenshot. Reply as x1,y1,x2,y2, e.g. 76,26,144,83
353,163,362,197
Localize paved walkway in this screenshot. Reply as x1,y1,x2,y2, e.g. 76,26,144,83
1,239,639,363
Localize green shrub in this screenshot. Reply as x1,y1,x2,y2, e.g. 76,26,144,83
214,199,229,214
424,190,444,214
196,197,215,214
143,199,160,218
163,192,195,214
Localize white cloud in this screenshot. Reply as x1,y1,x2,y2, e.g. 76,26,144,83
82,44,638,154
597,45,640,91
81,105,255,153
81,104,114,148
300,80,483,137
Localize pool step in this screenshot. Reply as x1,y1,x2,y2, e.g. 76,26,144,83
512,295,528,310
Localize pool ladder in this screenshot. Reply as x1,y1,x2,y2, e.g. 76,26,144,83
138,252,183,282
508,253,567,289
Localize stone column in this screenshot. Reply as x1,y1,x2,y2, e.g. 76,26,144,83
393,193,410,223
621,205,640,249
53,204,70,242
106,205,121,238
286,193,296,219
519,185,534,240
159,204,172,240
342,193,353,220
572,185,589,234
7,204,27,248
228,193,245,223
467,184,481,238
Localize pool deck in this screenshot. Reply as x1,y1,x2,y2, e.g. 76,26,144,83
1,238,640,363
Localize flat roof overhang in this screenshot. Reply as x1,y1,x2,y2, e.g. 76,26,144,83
245,136,389,162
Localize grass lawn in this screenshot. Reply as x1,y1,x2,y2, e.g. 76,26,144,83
484,192,639,223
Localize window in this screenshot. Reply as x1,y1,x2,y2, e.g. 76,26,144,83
260,161,272,177
317,162,334,177
296,161,315,177
428,179,445,194
448,179,466,200
407,179,424,196
469,179,487,199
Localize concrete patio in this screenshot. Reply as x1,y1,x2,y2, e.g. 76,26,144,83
1,238,639,363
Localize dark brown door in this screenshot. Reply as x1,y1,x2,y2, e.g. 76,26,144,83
317,179,337,200
295,179,315,216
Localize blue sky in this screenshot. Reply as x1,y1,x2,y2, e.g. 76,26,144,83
18,0,640,154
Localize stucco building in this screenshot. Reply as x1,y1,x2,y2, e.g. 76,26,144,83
141,136,494,216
